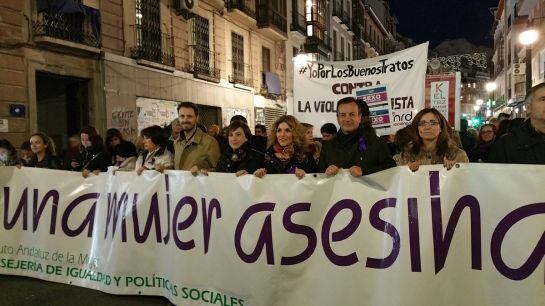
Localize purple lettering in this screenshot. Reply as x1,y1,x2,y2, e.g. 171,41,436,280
235,202,275,264
105,192,128,241
491,203,545,282
281,202,317,265
61,193,98,237
407,198,422,272
32,189,59,234
366,198,400,269
132,193,163,243
3,187,28,230
321,199,362,266
202,198,221,254
172,196,198,250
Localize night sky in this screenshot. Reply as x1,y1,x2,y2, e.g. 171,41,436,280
389,0,499,48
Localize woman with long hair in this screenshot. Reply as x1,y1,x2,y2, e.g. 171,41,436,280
27,132,61,169
216,121,263,176
469,123,497,162
72,126,109,177
254,115,317,179
397,108,468,171
105,128,125,164
135,125,173,175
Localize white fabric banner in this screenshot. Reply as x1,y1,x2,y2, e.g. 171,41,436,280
293,43,429,136
0,165,544,306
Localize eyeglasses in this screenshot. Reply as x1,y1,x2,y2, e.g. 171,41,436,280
417,120,440,127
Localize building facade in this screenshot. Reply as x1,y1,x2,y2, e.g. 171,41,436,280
491,0,528,117
0,0,288,149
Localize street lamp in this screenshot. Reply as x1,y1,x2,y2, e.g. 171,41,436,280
485,82,497,92
519,29,539,94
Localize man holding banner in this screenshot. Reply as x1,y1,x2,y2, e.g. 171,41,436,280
318,97,396,176
490,83,545,164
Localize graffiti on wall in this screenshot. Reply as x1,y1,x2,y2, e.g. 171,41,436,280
111,107,137,141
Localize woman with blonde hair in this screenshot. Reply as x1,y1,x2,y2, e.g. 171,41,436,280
397,108,468,171
254,115,317,179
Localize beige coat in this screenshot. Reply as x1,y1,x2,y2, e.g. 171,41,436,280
174,128,220,170
396,140,469,166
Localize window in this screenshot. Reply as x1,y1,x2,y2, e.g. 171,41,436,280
232,32,244,82
333,30,337,55
340,36,345,57
132,0,173,65
347,42,351,60
262,47,271,72
188,15,219,79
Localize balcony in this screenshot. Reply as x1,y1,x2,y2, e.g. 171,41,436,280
303,33,331,56
290,11,306,37
130,24,174,68
256,2,287,40
229,62,254,89
342,10,351,31
33,5,101,52
185,45,221,83
225,0,256,19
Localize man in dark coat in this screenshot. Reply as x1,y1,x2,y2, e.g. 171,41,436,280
489,83,545,164
318,97,396,176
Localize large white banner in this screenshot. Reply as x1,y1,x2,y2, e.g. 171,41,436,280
0,165,544,306
293,43,429,136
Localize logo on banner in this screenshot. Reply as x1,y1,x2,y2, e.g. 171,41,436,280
356,86,392,130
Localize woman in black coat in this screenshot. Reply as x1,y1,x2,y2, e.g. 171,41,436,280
70,126,109,177
27,132,61,169
216,121,263,176
254,115,317,179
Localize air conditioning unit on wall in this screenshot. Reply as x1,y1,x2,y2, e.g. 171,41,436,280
513,63,525,76
174,0,199,14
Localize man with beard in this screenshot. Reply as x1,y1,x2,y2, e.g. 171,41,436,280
174,102,220,174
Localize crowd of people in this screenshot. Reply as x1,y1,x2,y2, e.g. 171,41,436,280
2,83,545,177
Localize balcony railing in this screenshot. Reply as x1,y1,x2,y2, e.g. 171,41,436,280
304,32,332,55
225,0,256,18
229,62,254,87
131,24,174,66
256,3,287,34
33,7,101,48
185,45,221,82
290,11,306,34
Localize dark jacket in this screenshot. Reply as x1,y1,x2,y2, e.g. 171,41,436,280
28,153,62,169
71,146,109,172
263,146,318,174
318,125,396,175
469,141,495,163
489,119,545,164
216,142,264,174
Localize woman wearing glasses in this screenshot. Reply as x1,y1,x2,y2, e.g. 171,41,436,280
397,108,468,171
469,124,497,162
